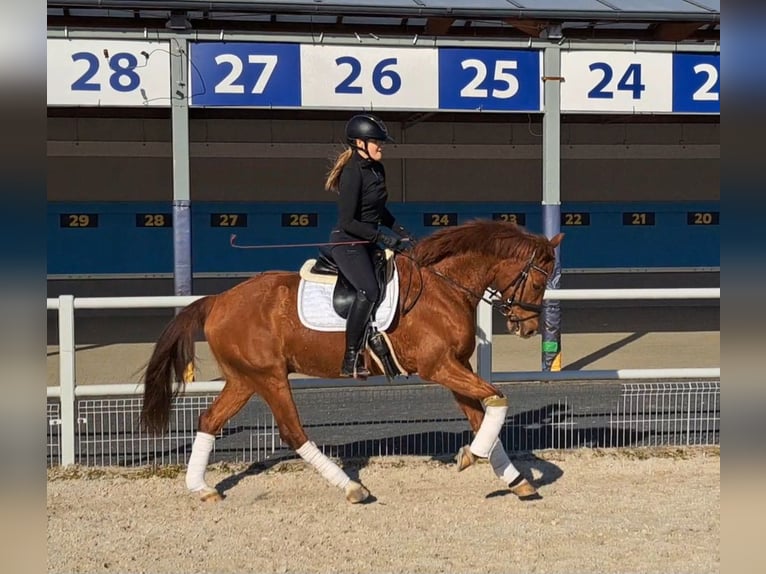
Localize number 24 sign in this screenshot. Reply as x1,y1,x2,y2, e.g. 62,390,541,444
561,50,719,114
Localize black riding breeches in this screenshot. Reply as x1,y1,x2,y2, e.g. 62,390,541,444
331,241,380,303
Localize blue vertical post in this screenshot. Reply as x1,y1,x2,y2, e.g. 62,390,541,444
171,37,192,297
541,45,562,371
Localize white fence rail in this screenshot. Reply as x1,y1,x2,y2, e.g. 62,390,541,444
47,288,720,465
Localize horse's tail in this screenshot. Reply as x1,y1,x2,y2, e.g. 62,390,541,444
141,296,214,435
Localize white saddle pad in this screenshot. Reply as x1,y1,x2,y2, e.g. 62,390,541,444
297,263,399,332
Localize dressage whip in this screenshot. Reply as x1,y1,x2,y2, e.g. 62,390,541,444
228,234,494,316
229,234,370,249
229,233,422,313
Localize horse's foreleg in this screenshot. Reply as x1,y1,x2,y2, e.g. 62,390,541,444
451,390,485,432
487,438,540,500
452,393,520,485
423,358,508,461
451,390,538,498
260,379,370,504
186,379,254,502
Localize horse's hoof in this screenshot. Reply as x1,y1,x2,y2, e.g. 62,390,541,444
456,445,476,471
509,478,542,501
345,480,370,504
198,487,223,503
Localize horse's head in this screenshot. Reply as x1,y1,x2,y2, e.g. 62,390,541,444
491,233,564,338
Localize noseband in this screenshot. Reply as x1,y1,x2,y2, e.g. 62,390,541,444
491,250,550,323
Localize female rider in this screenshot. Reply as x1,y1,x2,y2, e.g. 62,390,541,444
324,114,413,378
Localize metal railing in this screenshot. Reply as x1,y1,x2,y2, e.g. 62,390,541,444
47,287,720,465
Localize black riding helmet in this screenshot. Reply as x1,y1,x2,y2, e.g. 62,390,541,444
345,114,395,144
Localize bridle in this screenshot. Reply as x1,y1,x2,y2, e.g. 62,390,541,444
491,249,550,322
398,248,549,323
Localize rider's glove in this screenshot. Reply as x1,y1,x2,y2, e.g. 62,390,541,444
376,233,404,252
392,223,415,241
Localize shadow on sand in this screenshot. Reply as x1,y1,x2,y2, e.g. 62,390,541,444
207,402,649,499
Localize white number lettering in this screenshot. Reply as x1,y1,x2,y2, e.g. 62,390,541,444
460,59,488,98
492,60,519,98
692,63,719,101
214,54,245,94
460,59,519,99
248,55,278,94
214,54,279,94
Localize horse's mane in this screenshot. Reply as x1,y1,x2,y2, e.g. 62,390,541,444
412,219,549,266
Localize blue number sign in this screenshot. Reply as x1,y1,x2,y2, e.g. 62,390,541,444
189,41,542,112
190,42,301,107
438,49,541,111
672,53,720,114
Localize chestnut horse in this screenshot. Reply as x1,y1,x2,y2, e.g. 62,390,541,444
141,220,563,503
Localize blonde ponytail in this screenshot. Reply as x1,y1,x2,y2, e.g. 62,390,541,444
324,148,354,193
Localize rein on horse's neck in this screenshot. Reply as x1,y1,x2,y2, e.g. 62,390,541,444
400,250,508,312
431,252,498,302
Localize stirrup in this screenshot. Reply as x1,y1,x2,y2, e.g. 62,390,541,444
340,352,369,379
340,365,369,379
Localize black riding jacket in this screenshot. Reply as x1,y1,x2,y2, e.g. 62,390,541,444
333,151,396,242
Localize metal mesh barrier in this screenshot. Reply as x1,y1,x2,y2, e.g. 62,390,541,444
46,380,720,468
610,381,720,447
47,402,62,467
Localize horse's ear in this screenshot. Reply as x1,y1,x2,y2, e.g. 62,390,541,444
549,233,564,248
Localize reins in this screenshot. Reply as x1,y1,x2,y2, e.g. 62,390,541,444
228,234,547,321
395,248,549,320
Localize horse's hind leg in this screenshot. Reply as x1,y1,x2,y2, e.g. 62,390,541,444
451,392,540,501
186,376,254,502
258,376,370,504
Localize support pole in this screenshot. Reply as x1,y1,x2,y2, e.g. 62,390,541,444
58,295,75,466
170,37,192,297
541,45,563,371
476,296,493,382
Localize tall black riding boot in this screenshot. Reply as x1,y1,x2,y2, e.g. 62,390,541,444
340,290,375,378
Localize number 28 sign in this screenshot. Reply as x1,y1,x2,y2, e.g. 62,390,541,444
47,39,170,106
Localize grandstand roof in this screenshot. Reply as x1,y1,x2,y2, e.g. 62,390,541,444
48,0,720,42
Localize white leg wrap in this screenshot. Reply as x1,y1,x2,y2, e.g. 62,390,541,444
488,438,521,485
297,441,351,490
185,432,215,492
470,396,509,458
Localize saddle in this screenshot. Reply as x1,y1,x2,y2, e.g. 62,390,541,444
298,247,406,381
308,246,393,318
